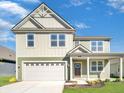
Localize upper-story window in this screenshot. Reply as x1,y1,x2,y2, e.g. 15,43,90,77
59,34,65,47
75,41,80,46
51,34,65,47
51,34,57,47
27,33,34,47
91,41,103,52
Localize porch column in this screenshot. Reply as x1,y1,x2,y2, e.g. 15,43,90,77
70,57,73,80
87,57,90,80
120,57,123,81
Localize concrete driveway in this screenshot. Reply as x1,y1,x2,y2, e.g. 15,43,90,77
0,81,64,93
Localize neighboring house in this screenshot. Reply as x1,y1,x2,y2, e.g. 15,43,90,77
12,3,124,81
0,46,16,76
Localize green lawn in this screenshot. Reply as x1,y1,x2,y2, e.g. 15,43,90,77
0,76,15,87
63,82,124,93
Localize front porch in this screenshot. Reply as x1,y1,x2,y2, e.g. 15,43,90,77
67,44,124,82
69,54,124,82
70,57,110,81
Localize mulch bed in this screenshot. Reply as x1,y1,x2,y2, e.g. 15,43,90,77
66,81,77,83
65,82,105,88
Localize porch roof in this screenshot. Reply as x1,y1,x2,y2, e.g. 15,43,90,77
68,53,124,58
74,36,111,41
67,44,92,55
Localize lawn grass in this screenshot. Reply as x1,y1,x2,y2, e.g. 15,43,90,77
0,76,15,87
63,82,124,93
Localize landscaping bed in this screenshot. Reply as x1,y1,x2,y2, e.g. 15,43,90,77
65,80,104,88
64,82,124,93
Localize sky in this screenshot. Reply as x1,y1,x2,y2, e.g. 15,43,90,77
0,0,124,52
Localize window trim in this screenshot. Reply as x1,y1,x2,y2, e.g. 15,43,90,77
90,41,104,53
90,60,104,73
26,33,35,48
50,34,66,47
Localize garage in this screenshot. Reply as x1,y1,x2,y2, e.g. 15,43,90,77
22,61,66,81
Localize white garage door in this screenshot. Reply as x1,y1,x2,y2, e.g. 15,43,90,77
23,62,65,81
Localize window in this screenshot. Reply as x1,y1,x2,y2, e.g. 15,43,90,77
98,61,104,71
51,34,65,47
51,34,57,47
91,61,97,71
91,41,97,51
75,41,80,46
27,33,34,47
91,41,103,52
59,34,65,46
90,60,104,72
74,63,81,68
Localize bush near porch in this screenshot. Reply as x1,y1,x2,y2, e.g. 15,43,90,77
63,82,124,93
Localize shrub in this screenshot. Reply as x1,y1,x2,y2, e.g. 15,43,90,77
9,77,16,83
105,79,110,82
113,78,120,82
87,80,103,86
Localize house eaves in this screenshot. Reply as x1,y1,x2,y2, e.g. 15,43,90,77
74,36,111,41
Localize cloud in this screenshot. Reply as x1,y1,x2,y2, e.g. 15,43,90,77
85,7,92,10
0,33,15,42
120,5,124,12
107,11,114,15
18,0,40,3
107,0,124,13
0,18,15,42
63,0,91,8
0,19,14,30
70,0,84,6
0,30,15,42
0,1,29,18
75,22,90,30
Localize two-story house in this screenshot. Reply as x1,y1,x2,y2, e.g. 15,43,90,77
12,3,124,82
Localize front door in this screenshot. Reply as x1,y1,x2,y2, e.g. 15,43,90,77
74,63,81,77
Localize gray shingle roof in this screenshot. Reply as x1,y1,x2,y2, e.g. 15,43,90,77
74,36,111,41
0,46,15,61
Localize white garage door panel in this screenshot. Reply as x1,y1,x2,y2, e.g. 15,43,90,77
23,62,65,81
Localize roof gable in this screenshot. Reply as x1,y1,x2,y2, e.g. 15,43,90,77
12,3,75,32
68,44,92,55
18,17,45,29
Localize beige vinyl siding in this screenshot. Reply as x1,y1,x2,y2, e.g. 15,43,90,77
104,40,110,52
16,33,73,57
79,40,110,53
82,60,87,75
79,41,90,50
19,17,66,29
20,20,37,28
35,18,65,28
